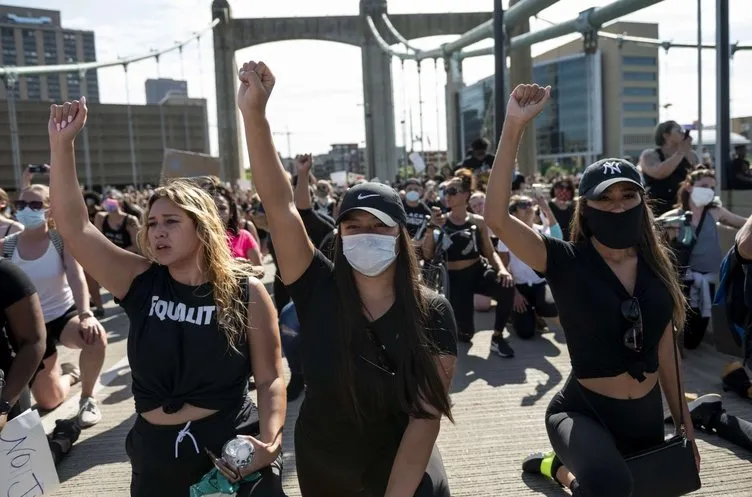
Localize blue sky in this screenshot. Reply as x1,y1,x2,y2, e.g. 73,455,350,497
5,0,752,159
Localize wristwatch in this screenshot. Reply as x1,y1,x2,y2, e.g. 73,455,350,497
0,399,11,416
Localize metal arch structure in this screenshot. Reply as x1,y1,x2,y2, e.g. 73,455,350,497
367,0,560,61
212,0,490,184
459,27,752,59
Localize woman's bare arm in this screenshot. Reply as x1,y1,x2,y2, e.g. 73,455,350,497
238,61,314,285
48,99,149,300
485,85,551,273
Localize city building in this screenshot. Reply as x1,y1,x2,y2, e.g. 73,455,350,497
145,78,188,105
0,4,99,102
0,96,210,191
458,21,659,172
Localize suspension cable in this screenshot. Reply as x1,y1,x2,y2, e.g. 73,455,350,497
417,59,425,153
433,58,442,153
123,64,138,188
178,45,190,150
155,53,167,152
400,59,409,163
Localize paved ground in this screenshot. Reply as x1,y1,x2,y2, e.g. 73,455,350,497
41,262,752,496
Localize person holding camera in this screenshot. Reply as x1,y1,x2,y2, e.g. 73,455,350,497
639,121,700,217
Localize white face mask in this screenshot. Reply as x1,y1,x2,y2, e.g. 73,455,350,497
14,206,46,228
342,233,398,277
405,191,420,203
690,186,715,207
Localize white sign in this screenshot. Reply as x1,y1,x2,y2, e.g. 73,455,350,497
0,409,59,497
408,152,426,173
236,179,251,191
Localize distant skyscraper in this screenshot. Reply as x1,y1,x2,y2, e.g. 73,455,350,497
145,78,188,104
0,4,99,102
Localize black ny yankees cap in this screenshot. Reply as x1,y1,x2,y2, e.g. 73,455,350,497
578,158,644,200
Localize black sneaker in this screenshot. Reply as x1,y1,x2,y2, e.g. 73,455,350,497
688,394,723,429
490,336,515,358
457,330,474,344
286,373,305,401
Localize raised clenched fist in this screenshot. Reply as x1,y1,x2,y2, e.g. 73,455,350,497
505,84,551,128
237,60,275,117
48,97,88,146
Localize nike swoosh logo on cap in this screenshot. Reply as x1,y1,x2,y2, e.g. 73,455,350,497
357,194,380,200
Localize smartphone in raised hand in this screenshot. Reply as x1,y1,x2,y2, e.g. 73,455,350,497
28,164,50,174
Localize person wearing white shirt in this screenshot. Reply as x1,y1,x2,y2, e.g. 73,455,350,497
496,195,560,339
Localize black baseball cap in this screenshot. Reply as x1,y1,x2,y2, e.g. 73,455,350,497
578,158,644,200
336,182,407,228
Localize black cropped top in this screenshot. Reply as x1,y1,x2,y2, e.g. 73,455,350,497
538,236,673,381
120,264,251,414
442,217,482,262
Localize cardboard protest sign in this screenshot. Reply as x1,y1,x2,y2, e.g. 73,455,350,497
161,149,221,185
0,409,59,496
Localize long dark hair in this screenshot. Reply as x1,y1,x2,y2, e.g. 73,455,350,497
203,184,240,235
570,193,686,330
331,225,454,427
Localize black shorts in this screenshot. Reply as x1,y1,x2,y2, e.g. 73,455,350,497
43,305,77,360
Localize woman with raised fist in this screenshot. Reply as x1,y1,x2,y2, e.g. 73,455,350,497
46,97,287,497
238,60,456,497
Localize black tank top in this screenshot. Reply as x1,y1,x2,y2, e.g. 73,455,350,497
443,217,482,262
644,149,692,216
119,264,251,414
101,214,132,249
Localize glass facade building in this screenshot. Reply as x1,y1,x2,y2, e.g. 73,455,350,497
458,76,493,157
532,52,603,169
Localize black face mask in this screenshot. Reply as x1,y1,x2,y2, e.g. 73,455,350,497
583,203,644,249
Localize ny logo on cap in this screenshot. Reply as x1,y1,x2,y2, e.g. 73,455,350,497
601,161,622,175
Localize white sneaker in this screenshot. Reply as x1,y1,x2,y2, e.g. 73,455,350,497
77,396,102,428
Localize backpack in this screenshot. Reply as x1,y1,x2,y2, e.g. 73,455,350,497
712,246,751,367
2,230,66,269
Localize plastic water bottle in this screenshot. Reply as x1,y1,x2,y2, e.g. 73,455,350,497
222,436,255,472
679,212,694,246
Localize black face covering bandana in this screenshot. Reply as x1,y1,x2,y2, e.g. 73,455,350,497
583,203,644,249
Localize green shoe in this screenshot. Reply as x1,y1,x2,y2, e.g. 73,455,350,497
522,450,556,479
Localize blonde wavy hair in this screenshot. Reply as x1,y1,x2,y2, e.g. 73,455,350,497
137,179,262,350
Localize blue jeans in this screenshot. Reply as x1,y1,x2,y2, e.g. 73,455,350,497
279,302,301,375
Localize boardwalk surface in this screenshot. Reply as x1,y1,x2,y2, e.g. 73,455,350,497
43,263,752,496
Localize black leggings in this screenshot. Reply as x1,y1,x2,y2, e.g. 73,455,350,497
511,282,558,340
126,398,285,497
545,375,665,497
447,260,514,339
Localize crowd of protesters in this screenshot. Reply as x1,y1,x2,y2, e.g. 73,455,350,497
0,62,750,497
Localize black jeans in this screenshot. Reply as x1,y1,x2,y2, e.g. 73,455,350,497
447,260,515,340
545,375,665,497
126,398,285,497
511,282,558,340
